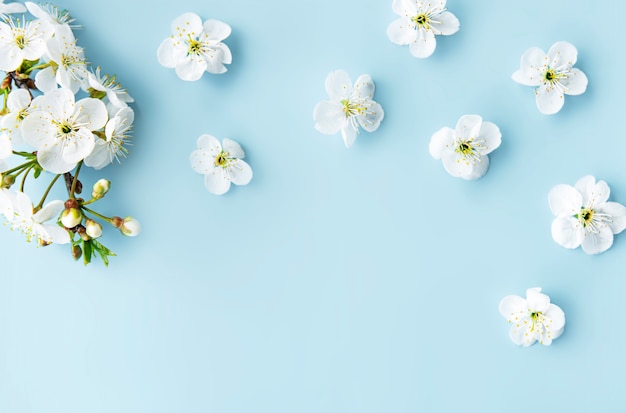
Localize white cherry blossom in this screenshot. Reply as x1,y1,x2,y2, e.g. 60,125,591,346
549,175,626,255
0,88,32,157
21,87,107,174
35,24,87,93
387,0,459,58
84,106,134,170
85,67,134,109
499,288,565,347
24,1,76,36
5,190,70,245
157,12,232,81
313,70,384,148
190,134,252,195
512,41,587,115
0,17,51,72
429,115,501,180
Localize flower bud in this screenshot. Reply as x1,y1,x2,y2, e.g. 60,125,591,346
76,225,90,241
120,216,140,237
72,244,82,260
2,174,15,188
85,219,102,239
92,179,110,200
61,207,82,228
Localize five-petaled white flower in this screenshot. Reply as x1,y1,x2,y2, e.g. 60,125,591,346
85,67,134,109
25,1,76,36
0,190,70,245
157,12,232,81
21,87,107,174
84,106,134,170
429,114,501,180
499,288,565,347
548,175,626,255
0,88,32,159
512,41,588,115
0,17,51,72
313,70,384,148
387,0,459,58
190,135,252,195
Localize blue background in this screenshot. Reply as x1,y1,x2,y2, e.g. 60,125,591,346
1,0,625,411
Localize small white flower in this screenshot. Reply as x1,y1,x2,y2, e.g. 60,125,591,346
21,87,108,174
548,175,626,255
387,0,459,58
157,12,232,81
84,106,134,170
512,41,588,115
313,70,384,148
429,114,501,180
0,0,26,18
25,1,77,35
85,67,134,109
190,134,252,195
5,190,70,245
35,24,88,93
499,288,565,347
0,17,51,72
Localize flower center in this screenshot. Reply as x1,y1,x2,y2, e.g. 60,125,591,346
214,151,231,168
187,38,203,55
60,123,74,135
579,208,594,225
454,138,485,165
14,34,26,49
411,13,430,29
574,206,613,233
341,99,366,117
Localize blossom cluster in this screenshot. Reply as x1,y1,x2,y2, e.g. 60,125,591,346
0,1,139,265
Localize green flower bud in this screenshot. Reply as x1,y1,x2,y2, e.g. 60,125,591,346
85,219,102,239
92,179,111,200
61,207,82,228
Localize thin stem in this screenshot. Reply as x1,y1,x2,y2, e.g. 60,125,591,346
81,206,112,223
24,62,50,75
36,174,61,209
70,161,83,198
20,165,32,192
1,159,33,175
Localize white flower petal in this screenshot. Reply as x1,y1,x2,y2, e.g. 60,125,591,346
202,19,231,42
462,155,489,180
75,98,108,131
353,74,374,100
429,127,455,160
575,175,609,206
561,68,587,96
341,125,358,148
432,11,459,35
21,111,56,149
229,159,252,186
6,88,31,112
204,167,231,195
547,41,578,68
38,143,76,174
62,128,95,164
548,184,583,216
313,100,345,135
175,56,207,81
171,12,203,37
190,149,213,174
409,29,436,58
325,70,352,101
581,225,614,255
551,216,583,249
599,202,626,234
222,138,245,159
0,132,11,159
512,47,546,86
477,121,501,155
510,320,534,347
392,0,418,16
33,199,64,223
2,2,26,14
34,66,58,93
441,150,487,180
544,304,566,334
40,223,70,244
526,288,550,313
357,101,384,133
157,38,184,69
499,295,528,320
197,134,222,155
203,46,228,74
387,18,417,45
535,86,564,115
455,114,482,140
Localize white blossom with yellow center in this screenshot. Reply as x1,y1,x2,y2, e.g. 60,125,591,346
512,41,588,115
157,12,232,81
549,175,626,254
313,70,384,148
0,16,51,72
500,288,565,347
190,135,252,195
387,0,459,58
429,114,501,180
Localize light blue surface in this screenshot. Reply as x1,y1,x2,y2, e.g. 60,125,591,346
1,0,625,411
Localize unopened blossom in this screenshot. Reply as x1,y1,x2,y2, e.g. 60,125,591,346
549,175,626,255
190,134,252,195
157,12,232,81
0,17,51,72
313,70,384,148
84,106,134,170
499,288,565,347
21,87,107,174
119,216,140,237
8,190,70,245
429,114,501,180
387,0,459,58
512,41,587,114
34,25,88,93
